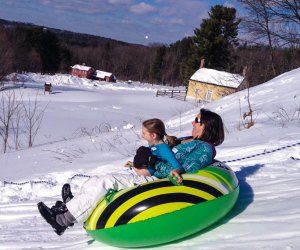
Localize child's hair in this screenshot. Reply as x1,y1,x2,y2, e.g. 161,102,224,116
198,108,224,146
165,135,181,148
142,118,179,147
142,118,166,140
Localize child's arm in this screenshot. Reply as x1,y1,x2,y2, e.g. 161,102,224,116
124,160,151,176
157,144,184,172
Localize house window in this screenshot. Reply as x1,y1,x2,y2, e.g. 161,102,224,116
205,90,213,102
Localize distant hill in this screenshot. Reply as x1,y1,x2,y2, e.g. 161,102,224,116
0,18,136,47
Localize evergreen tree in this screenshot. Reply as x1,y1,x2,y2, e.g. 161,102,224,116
194,5,240,70
162,37,195,86
26,28,61,74
150,45,166,83
59,45,73,73
177,37,199,85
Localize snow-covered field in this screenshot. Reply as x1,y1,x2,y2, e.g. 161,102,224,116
0,69,300,250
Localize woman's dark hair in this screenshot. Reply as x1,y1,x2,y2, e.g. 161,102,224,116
199,108,224,146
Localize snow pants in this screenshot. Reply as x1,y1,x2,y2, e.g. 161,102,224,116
66,170,157,223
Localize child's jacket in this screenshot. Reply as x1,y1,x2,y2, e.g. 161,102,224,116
153,140,214,178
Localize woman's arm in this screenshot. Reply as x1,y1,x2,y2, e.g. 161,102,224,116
181,141,213,172
169,169,183,183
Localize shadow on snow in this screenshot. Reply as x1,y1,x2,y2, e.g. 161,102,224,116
168,163,263,245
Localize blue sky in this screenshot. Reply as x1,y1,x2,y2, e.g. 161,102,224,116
0,0,240,45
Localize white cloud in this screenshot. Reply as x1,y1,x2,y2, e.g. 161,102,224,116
152,17,164,24
224,1,237,8
130,2,155,15
40,0,115,14
121,17,132,24
170,18,184,25
108,0,132,5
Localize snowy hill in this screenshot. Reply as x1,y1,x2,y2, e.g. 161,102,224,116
0,69,300,249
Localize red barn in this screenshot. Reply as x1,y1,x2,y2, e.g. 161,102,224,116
70,64,95,79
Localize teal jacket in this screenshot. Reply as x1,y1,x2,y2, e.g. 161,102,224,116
152,139,215,179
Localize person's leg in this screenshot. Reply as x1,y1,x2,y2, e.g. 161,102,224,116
61,183,73,203
66,173,157,223
37,202,75,235
133,167,151,176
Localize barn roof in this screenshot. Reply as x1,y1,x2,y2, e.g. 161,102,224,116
190,68,244,88
95,70,112,78
71,64,93,71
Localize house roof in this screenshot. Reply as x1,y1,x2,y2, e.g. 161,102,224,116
95,70,112,78
190,68,244,88
71,64,93,71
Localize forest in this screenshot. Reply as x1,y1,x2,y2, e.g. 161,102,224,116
0,1,299,88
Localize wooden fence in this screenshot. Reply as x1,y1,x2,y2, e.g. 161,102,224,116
156,89,187,101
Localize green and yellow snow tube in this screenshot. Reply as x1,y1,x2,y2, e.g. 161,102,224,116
84,161,239,247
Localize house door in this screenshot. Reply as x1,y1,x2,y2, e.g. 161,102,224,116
195,88,201,100
205,90,213,102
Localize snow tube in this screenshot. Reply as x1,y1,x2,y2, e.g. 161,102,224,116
84,161,239,247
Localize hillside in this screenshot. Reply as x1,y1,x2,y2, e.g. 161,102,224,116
2,17,300,87
0,68,299,249
0,18,132,47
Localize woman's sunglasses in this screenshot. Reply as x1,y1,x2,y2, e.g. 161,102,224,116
194,117,201,124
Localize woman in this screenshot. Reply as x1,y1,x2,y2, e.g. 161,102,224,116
162,108,224,180
37,108,224,236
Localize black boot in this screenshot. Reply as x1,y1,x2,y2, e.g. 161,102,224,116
51,201,74,227
61,183,74,203
51,201,66,214
37,202,74,236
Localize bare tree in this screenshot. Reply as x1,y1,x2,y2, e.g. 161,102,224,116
267,0,300,45
21,93,48,147
241,66,254,128
11,100,23,150
270,0,300,24
0,90,20,153
239,0,277,76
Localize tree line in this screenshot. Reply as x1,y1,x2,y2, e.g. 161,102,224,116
0,2,299,88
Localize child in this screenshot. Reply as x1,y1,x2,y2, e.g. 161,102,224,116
125,118,183,182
